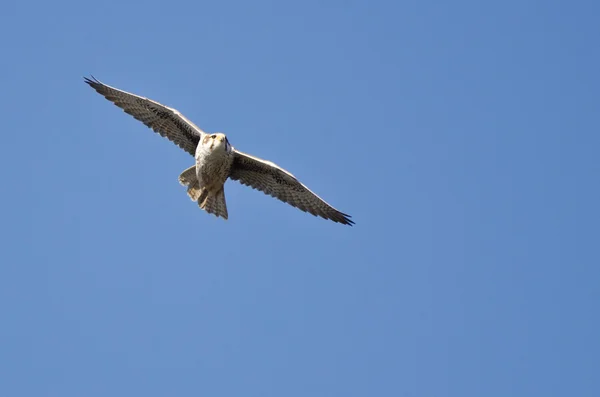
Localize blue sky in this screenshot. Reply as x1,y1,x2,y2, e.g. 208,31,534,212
1,0,599,396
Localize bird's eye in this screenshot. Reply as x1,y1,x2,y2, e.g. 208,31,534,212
211,134,217,139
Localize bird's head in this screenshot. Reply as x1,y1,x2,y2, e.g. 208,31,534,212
202,133,231,152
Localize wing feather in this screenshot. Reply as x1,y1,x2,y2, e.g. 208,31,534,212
229,150,354,226
84,76,204,156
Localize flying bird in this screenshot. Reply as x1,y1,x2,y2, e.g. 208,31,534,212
84,76,353,226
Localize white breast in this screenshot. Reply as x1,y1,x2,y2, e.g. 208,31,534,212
195,144,233,190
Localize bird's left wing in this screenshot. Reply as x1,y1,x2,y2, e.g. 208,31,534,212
84,76,204,156
229,150,354,226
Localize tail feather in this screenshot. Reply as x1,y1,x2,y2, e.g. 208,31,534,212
178,166,228,220
199,187,228,219
178,166,202,201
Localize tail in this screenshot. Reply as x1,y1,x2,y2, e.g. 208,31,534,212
178,166,228,220
178,166,202,201
198,187,228,219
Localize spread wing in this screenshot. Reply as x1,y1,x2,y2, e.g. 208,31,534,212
84,76,204,156
229,150,354,226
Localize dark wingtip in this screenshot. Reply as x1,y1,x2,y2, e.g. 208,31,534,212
335,211,354,226
342,216,355,226
83,75,101,88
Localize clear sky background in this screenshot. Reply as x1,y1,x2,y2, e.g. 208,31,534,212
1,0,598,396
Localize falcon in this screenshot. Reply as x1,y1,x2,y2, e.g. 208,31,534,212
84,76,354,226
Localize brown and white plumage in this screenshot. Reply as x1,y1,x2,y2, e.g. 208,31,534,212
84,76,203,155
84,76,354,226
229,151,353,225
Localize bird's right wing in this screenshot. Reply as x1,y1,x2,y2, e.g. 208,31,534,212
84,76,205,156
229,150,354,225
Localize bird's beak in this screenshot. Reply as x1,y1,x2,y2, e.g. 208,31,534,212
219,136,225,142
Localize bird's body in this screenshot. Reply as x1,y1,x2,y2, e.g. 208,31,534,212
84,76,354,226
187,133,235,219
195,133,234,191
